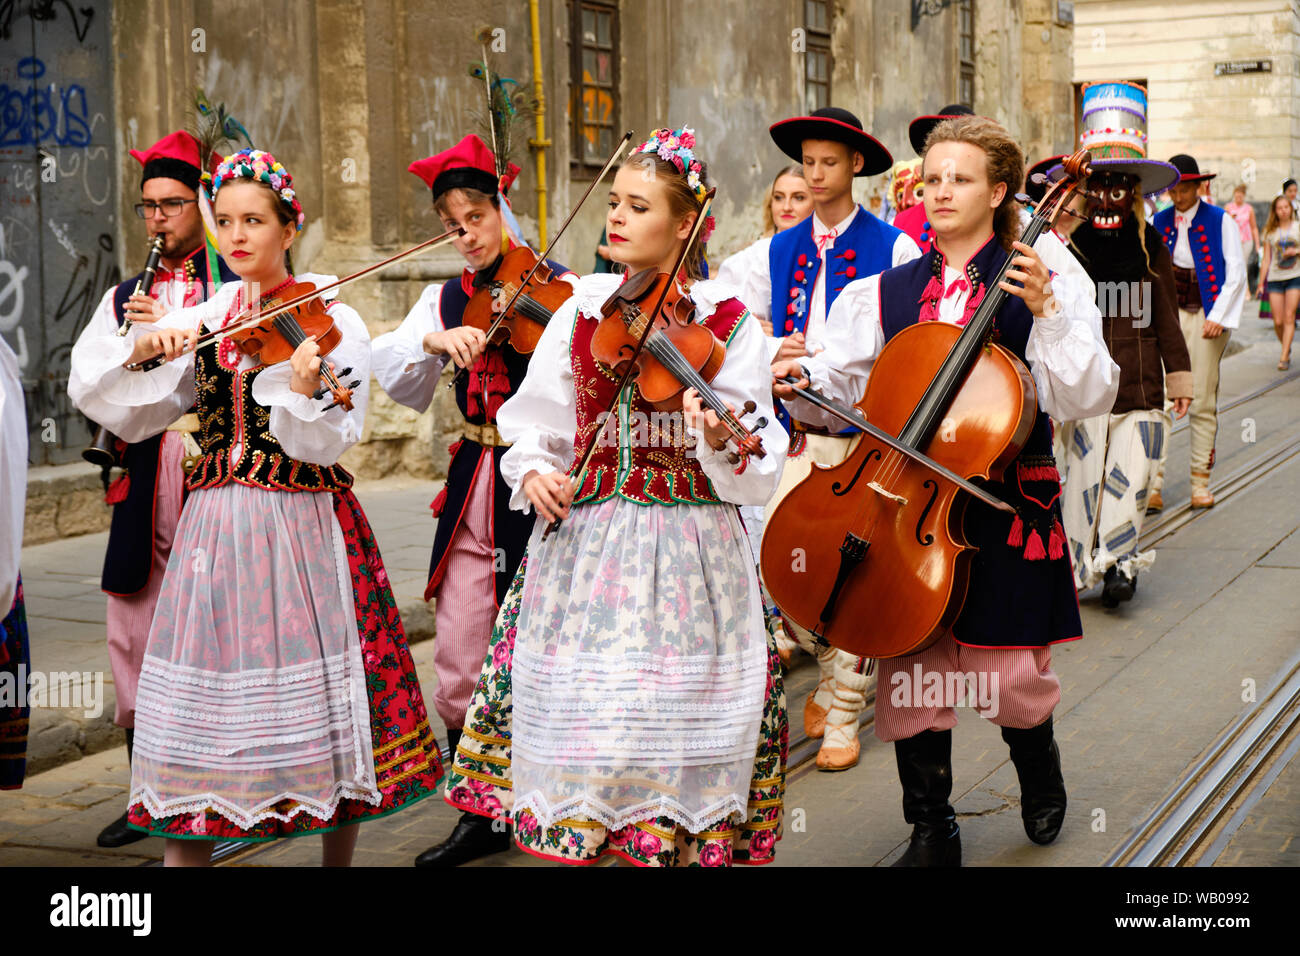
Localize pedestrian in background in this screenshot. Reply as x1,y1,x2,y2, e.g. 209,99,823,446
1257,193,1300,370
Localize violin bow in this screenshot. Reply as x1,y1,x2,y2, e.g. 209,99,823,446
775,376,1015,514
450,130,636,388
543,188,717,539
124,227,467,372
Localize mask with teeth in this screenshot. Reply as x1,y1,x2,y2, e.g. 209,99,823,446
1087,171,1138,233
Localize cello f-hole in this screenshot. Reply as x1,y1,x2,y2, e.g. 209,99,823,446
832,447,881,497
915,478,939,546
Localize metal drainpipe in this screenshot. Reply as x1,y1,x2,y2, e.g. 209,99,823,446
528,0,551,247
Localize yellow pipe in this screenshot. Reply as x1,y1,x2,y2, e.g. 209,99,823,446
528,0,550,247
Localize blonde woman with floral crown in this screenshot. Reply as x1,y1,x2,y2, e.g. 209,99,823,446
443,126,789,866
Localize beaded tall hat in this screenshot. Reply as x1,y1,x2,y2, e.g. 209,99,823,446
1070,81,1178,196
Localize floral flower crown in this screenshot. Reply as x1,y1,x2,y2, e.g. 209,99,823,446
208,148,305,231
635,126,715,243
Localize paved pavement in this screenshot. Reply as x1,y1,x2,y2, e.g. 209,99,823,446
2,309,1297,867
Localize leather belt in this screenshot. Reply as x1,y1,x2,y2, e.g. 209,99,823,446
166,413,200,433
166,414,203,474
462,421,511,448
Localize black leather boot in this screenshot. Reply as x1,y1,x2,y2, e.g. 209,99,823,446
891,729,960,867
1101,566,1134,608
1002,716,1067,845
414,811,512,867
97,728,149,848
443,727,462,764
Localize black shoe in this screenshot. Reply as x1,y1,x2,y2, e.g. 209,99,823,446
1002,717,1068,845
97,811,149,848
891,729,961,867
414,812,511,867
1101,566,1134,607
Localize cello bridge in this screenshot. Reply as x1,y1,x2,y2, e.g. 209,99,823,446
867,481,908,505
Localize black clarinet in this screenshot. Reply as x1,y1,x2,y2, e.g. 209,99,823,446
84,235,167,479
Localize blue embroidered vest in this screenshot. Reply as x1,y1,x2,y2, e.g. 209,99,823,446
1154,202,1227,315
876,238,1081,649
767,206,902,337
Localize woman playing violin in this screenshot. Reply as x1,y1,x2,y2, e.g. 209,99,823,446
68,148,442,865
774,116,1119,865
443,127,790,866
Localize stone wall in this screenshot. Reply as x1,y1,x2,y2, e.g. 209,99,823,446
1072,0,1295,203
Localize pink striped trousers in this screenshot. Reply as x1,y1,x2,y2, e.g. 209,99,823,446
430,458,501,732
105,432,185,728
873,632,1061,742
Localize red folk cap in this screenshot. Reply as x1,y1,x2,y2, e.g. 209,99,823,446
408,134,520,200
129,131,212,190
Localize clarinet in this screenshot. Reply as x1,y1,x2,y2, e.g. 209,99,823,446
116,234,165,336
84,235,168,478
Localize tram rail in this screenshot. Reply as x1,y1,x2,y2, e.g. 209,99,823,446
1104,650,1300,867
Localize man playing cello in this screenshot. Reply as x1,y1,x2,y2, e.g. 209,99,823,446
773,116,1118,865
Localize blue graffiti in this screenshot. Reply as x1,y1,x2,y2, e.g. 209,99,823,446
0,56,92,147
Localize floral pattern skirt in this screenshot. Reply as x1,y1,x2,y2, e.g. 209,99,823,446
446,554,788,866
127,488,442,841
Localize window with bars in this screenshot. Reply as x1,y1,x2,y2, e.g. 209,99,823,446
957,0,975,108
804,0,832,112
570,1,619,175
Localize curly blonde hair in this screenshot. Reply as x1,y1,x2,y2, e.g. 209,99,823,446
922,115,1025,251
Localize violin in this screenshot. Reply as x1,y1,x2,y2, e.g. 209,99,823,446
124,227,467,411
760,149,1093,659
593,266,765,457
448,130,635,389
225,281,360,411
460,245,574,353
544,187,766,538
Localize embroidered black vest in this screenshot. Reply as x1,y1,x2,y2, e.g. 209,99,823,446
183,346,353,494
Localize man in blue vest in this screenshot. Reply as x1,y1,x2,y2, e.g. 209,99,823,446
1148,155,1247,510
725,107,920,771
372,135,576,867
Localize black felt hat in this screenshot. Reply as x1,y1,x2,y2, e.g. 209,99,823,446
1167,153,1216,183
769,107,893,177
908,104,976,155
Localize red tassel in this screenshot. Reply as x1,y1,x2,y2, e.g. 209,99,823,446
104,473,130,505
1023,528,1047,561
1006,514,1023,547
1048,519,1066,560
430,487,448,518
917,275,944,323
1017,463,1060,483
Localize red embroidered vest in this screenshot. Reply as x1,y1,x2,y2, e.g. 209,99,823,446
185,345,353,493
568,298,749,507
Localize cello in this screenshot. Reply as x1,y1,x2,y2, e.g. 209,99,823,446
760,149,1093,659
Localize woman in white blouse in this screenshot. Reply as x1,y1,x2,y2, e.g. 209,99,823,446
68,149,441,865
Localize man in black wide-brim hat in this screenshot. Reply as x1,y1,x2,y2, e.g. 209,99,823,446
1148,154,1247,511
722,106,920,772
